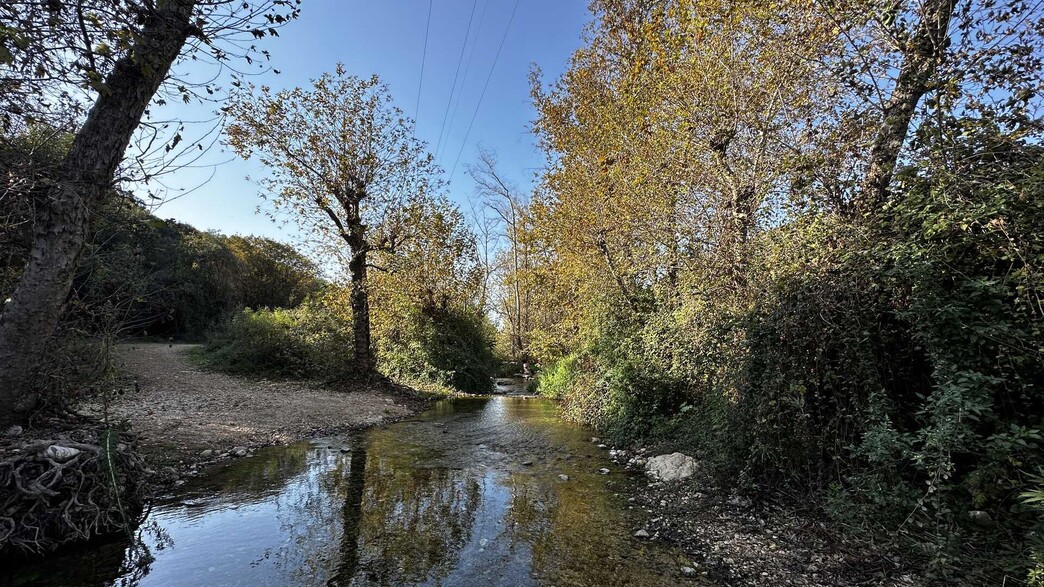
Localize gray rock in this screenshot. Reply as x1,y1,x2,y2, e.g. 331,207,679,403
42,445,80,462
645,452,699,481
558,474,570,481
4,425,23,437
232,446,248,458
968,510,992,527
633,529,650,538
598,467,610,475
681,566,697,577
200,449,214,458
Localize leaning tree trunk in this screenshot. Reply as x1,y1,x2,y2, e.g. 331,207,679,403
859,0,957,213
0,1,198,426
348,247,374,373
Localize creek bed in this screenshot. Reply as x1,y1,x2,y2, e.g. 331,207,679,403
5,396,707,586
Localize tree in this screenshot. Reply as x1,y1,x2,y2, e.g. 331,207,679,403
0,1,299,425
225,67,444,372
226,235,324,310
470,149,532,362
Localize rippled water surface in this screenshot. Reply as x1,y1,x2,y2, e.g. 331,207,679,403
7,393,701,586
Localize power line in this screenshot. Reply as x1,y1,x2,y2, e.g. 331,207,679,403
437,0,489,163
434,0,480,160
414,0,433,129
449,0,520,182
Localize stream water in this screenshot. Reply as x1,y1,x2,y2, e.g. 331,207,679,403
6,387,702,586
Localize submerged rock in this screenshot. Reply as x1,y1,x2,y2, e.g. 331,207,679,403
4,425,23,437
645,452,698,481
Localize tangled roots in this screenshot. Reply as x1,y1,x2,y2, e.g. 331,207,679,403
0,418,148,554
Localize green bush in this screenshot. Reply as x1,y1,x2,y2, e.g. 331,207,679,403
541,133,1044,580
535,353,578,400
378,306,497,394
199,303,354,380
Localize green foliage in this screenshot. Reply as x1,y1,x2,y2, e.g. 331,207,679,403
377,306,497,394
533,132,1044,580
536,353,579,400
198,301,354,380
225,235,323,311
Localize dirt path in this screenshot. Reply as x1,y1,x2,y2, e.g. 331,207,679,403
85,343,422,466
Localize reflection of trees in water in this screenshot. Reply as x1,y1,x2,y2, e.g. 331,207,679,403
502,471,676,587
268,448,358,586
349,433,482,585
328,445,366,586
193,442,312,500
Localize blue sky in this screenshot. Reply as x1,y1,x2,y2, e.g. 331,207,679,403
147,0,590,241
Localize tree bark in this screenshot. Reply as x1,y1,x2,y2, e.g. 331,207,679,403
859,0,957,213
348,247,374,373
0,1,197,425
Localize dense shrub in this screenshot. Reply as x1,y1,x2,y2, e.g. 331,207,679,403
536,135,1044,580
377,306,497,394
199,302,354,380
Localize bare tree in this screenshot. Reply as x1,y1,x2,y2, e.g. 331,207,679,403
470,148,530,362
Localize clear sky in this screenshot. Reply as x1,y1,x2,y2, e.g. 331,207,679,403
147,0,591,242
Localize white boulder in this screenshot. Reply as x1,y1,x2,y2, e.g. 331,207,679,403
645,452,698,481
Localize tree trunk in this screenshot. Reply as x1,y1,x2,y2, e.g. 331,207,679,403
348,248,373,373
0,1,197,426
508,206,524,361
859,0,957,213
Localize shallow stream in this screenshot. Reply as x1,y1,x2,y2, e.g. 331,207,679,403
7,389,703,586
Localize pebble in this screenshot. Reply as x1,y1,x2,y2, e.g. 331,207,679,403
634,529,650,538
558,474,570,481
598,468,610,475
200,449,214,458
232,447,248,458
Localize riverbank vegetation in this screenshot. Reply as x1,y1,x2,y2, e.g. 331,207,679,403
504,0,1044,583
1,0,1042,583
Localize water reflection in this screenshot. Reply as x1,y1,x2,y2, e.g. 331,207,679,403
5,397,700,586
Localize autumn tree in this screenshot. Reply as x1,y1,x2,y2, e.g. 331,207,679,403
0,0,299,425
225,67,443,372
